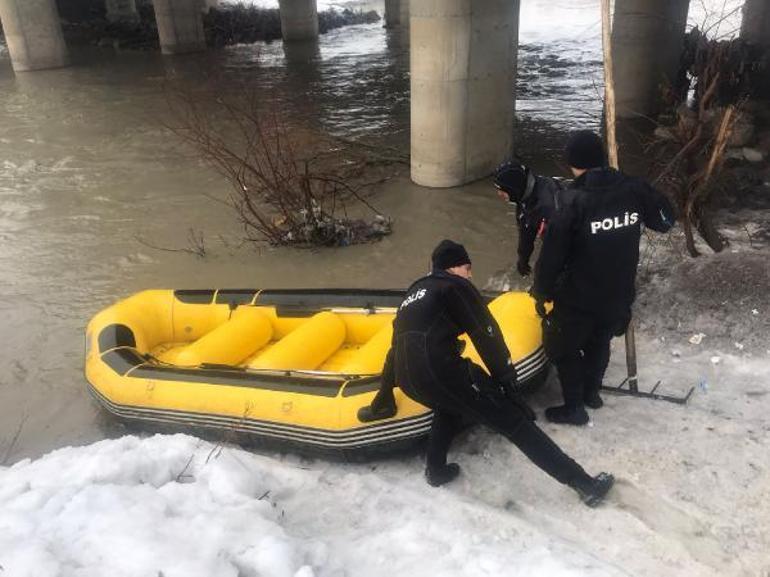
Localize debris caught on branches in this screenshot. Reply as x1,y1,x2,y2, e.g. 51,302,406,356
166,88,394,248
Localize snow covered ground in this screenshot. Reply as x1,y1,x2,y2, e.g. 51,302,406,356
2,340,769,577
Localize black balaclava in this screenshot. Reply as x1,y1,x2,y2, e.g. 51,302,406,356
431,239,471,271
493,161,530,203
565,130,606,169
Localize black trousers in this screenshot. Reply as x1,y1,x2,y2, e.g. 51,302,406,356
542,303,624,408
422,363,590,487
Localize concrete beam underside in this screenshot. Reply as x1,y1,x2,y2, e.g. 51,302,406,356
0,0,69,72
410,0,520,188
279,0,319,42
152,0,206,55
611,0,689,118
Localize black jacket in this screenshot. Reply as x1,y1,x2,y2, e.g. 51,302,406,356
389,270,516,407
533,168,675,320
516,174,568,267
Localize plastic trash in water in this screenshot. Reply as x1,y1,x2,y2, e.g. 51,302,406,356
689,333,706,345
698,379,709,392
710,356,722,365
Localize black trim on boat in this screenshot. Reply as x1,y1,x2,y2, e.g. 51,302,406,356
98,324,136,353
98,344,547,398
102,348,146,375
174,289,216,304
255,289,407,312
128,364,345,397
341,375,384,397
215,289,258,306
169,288,504,310
88,382,433,449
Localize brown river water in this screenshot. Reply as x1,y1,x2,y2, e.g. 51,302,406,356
0,2,742,462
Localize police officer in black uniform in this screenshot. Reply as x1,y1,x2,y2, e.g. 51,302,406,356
493,161,568,277
532,131,676,425
359,239,614,506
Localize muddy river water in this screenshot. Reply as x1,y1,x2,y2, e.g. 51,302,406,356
0,1,741,461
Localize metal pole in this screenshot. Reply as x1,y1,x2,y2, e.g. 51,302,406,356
624,319,639,393
602,0,639,391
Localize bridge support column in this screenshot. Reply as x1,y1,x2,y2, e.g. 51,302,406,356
279,0,319,42
741,0,770,97
385,0,409,28
611,0,689,118
106,0,139,23
0,0,69,72
152,0,206,55
410,0,519,188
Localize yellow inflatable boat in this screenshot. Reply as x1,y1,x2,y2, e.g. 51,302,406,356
85,289,548,455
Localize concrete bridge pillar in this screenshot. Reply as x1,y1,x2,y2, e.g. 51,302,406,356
106,0,139,23
0,0,69,72
152,0,206,55
741,0,770,96
611,0,690,118
385,0,409,28
410,0,519,188
279,0,319,42
741,0,770,47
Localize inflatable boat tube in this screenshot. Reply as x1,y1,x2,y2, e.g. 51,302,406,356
85,289,549,455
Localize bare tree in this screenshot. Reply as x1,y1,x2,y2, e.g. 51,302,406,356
649,27,763,256
166,87,393,248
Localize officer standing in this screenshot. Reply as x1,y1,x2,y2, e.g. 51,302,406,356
359,239,614,506
532,130,676,425
493,161,568,277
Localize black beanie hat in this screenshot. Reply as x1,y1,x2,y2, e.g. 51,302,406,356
493,161,530,203
565,130,606,169
431,239,471,271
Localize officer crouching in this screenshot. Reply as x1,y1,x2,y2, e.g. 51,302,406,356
359,239,614,507
532,130,676,425
493,160,568,278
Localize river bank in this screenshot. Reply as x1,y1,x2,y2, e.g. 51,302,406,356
53,2,380,51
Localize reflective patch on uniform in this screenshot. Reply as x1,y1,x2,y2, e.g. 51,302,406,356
400,288,427,310
590,212,639,234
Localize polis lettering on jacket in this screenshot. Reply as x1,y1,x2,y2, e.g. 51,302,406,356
400,288,427,309
590,212,639,234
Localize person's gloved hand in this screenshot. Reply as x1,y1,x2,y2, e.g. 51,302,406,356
516,258,532,277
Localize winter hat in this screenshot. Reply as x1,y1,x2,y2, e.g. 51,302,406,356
565,130,606,169
431,239,471,270
493,161,530,203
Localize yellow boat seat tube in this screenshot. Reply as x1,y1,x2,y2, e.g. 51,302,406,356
250,311,346,371
339,321,393,375
164,306,273,367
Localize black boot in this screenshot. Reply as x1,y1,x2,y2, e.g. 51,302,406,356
425,463,461,487
357,401,397,423
584,393,604,409
545,404,589,425
572,472,614,507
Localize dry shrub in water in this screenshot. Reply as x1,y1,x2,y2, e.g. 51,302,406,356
168,89,392,247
